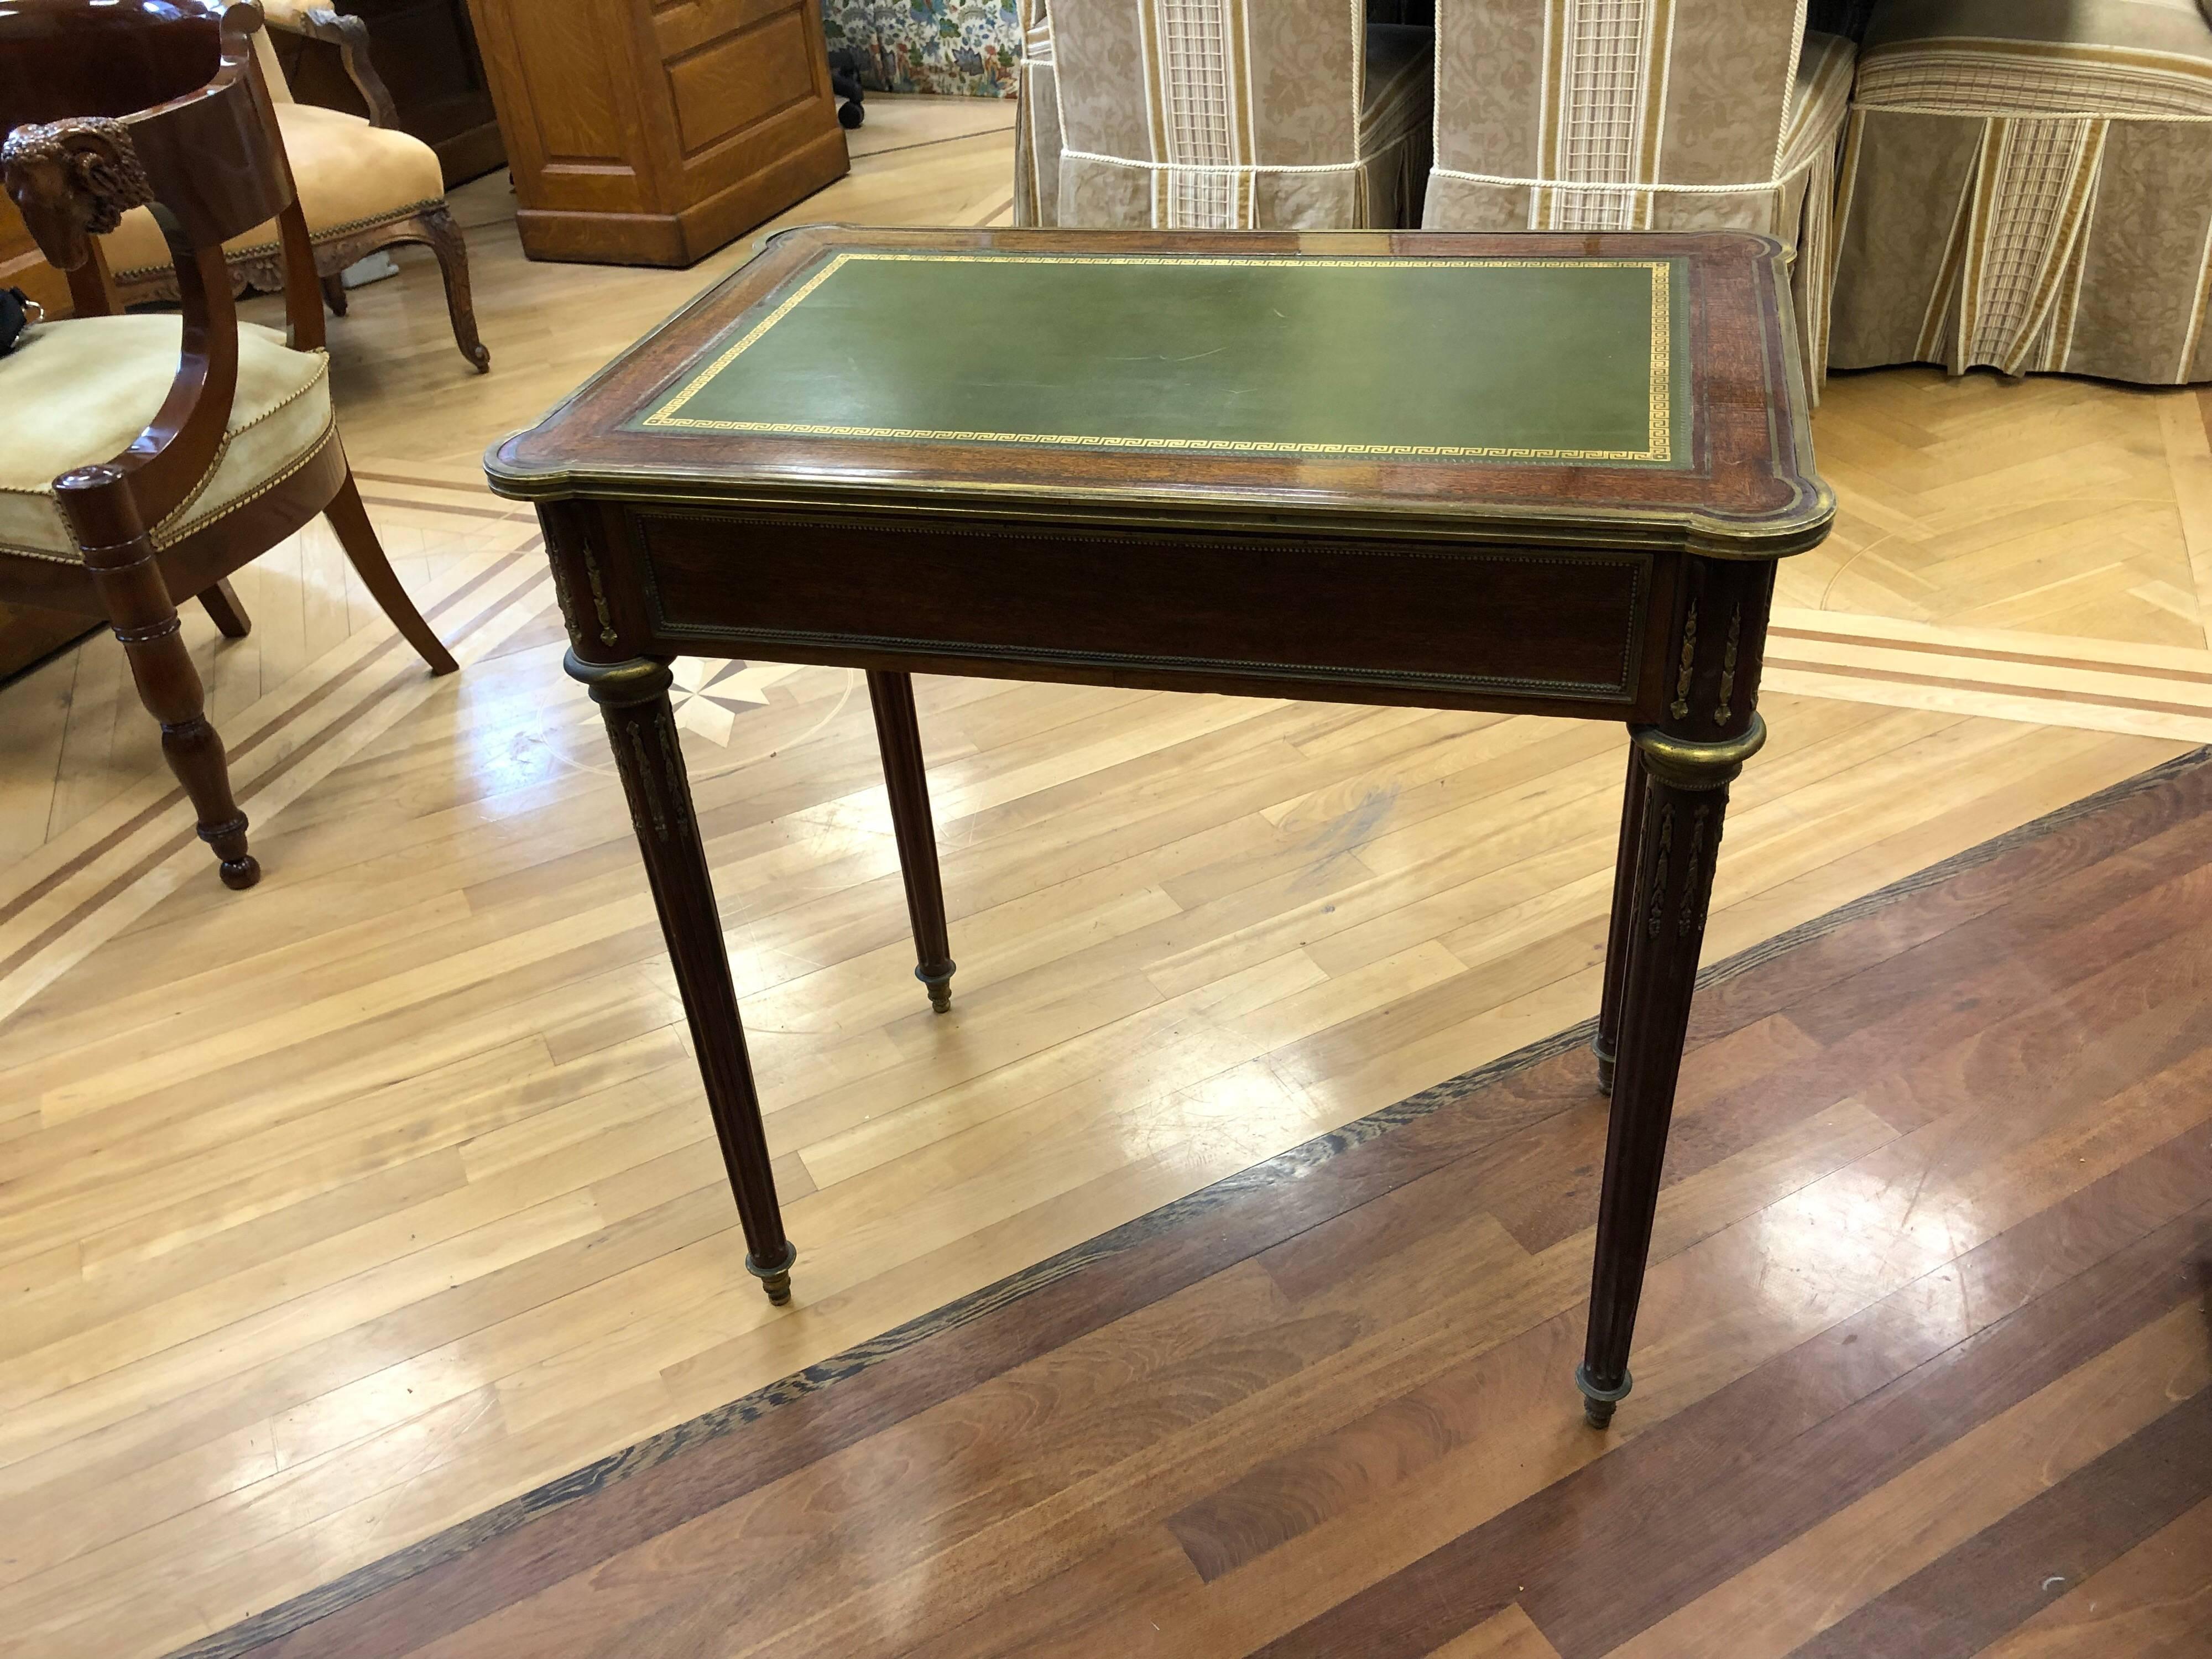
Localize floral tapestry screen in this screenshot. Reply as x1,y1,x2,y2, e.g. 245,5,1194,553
822,1,1021,98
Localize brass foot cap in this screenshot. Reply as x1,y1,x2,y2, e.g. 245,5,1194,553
918,961,956,1014
745,1241,799,1306
1576,1362,1632,1431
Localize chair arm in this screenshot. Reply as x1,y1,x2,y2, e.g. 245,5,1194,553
261,2,401,129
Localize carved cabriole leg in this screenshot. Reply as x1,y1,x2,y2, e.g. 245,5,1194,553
319,272,349,317
415,205,491,374
866,670,957,1012
59,466,258,890
1578,558,1776,1429
567,650,797,1304
1593,743,1647,1095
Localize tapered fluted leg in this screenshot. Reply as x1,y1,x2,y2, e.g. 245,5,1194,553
1579,557,1776,1430
1593,743,1647,1095
867,670,956,1012
1579,715,1767,1428
569,651,796,1303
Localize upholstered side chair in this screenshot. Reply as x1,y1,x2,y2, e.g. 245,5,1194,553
1829,0,2212,385
1015,0,1433,230
1,0,456,890
93,0,489,373
1424,1,1855,395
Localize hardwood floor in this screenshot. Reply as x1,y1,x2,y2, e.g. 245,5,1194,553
0,96,2207,1658
160,750,2212,1658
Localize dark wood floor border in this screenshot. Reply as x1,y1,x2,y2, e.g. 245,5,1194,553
166,743,2212,1659
1790,1387,2212,1658
1251,1180,2212,1658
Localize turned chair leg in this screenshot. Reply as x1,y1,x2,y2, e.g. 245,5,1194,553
416,205,491,374
320,272,349,317
324,469,459,675
65,473,259,891
198,576,252,639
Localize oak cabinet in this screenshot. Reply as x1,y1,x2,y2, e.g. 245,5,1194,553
464,0,849,266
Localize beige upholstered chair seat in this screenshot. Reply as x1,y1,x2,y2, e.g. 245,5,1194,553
1831,0,2212,384
0,316,332,559
99,101,445,281
1020,0,1434,231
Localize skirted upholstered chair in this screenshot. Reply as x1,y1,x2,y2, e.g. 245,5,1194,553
1,0,456,889
1828,0,2212,385
92,0,489,373
1012,0,1434,230
1013,0,1061,229
1423,2,1856,394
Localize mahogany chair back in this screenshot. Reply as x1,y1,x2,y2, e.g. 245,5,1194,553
0,0,458,895
0,0,323,541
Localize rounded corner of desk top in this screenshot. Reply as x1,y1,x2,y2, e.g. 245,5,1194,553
494,232,1828,549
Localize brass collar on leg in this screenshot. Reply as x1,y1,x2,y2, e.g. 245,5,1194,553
1630,714,1766,790
565,649,674,707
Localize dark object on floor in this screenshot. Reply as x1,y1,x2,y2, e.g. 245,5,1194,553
167,744,2212,1659
828,46,865,128
0,283,35,352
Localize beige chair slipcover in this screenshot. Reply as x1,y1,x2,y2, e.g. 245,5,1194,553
1423,2,1855,394
1014,0,1063,227
1012,0,1434,230
1828,0,2212,385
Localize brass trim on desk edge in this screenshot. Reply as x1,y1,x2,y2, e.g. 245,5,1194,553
479,462,1837,562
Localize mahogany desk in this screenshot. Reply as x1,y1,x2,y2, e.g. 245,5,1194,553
486,226,1833,1428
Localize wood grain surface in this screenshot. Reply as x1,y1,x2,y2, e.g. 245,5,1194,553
6,102,2211,1659
171,747,2212,1659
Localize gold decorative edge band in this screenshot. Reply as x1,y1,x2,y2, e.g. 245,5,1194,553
638,251,1677,465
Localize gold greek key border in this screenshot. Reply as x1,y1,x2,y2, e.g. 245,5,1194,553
640,252,1677,463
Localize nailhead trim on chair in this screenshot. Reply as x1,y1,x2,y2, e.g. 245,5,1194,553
111,197,450,283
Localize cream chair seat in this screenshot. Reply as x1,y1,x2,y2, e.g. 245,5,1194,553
0,316,331,559
99,102,444,282
93,8,489,373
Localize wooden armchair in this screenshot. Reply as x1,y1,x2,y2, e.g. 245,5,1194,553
0,0,456,890
92,0,489,373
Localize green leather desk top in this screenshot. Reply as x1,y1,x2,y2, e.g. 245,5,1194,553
630,251,1687,466
487,227,1832,559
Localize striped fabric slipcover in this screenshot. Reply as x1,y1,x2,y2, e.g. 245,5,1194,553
1012,0,1434,230
1828,0,2212,385
1423,2,1856,394
1014,0,1063,227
